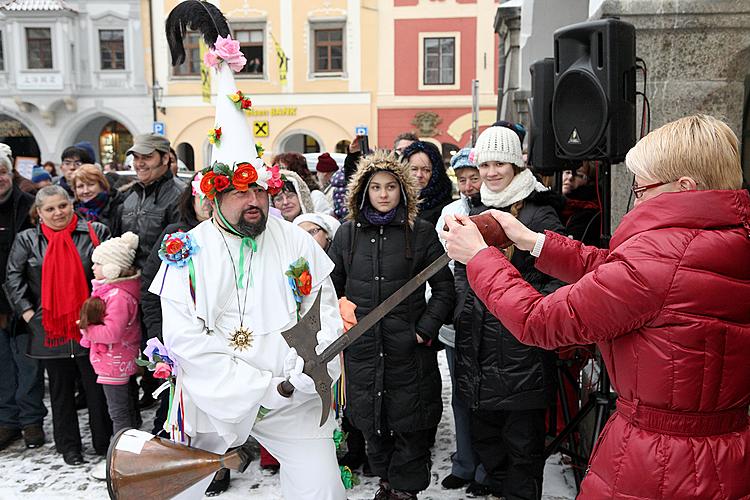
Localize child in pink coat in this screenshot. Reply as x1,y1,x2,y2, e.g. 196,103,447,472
79,232,141,442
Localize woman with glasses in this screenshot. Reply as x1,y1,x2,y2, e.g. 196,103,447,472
272,170,315,222
560,161,602,246
442,114,750,499
293,213,340,252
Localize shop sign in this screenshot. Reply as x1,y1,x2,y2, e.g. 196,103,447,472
253,121,269,137
17,73,63,90
246,107,297,117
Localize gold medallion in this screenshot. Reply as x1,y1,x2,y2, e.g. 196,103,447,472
229,326,253,351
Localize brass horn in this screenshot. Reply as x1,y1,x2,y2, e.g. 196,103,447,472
106,429,253,499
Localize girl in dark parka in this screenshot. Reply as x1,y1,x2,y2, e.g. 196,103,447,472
328,151,454,500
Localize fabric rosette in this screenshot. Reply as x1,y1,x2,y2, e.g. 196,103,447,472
232,162,259,191
158,231,200,268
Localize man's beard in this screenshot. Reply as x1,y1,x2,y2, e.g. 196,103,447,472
236,207,268,238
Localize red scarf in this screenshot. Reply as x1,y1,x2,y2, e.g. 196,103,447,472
41,215,89,347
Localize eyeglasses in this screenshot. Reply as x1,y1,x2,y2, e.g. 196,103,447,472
306,227,324,237
62,159,83,167
631,179,669,199
273,191,298,203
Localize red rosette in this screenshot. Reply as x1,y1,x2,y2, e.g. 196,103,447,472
214,175,230,193
232,163,259,191
298,270,312,296
200,171,217,199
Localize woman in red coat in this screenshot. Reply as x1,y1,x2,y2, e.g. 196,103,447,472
442,114,750,499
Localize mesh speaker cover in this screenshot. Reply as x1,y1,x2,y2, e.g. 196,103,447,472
552,68,608,158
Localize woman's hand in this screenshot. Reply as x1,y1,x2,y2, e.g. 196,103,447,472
486,210,540,252
22,309,34,323
441,215,489,264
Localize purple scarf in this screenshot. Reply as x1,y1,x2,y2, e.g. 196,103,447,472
363,205,398,226
75,191,109,222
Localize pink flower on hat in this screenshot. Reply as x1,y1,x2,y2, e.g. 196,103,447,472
204,35,247,73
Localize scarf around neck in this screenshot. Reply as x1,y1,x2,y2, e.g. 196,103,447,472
76,191,109,222
41,214,90,346
480,168,548,209
363,204,398,226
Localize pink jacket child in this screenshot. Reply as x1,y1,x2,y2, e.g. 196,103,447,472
80,274,142,385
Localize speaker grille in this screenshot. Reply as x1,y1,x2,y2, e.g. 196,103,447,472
552,68,608,158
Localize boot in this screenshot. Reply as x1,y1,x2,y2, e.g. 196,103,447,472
22,424,45,449
90,460,107,481
205,468,230,496
0,427,21,451
373,479,391,500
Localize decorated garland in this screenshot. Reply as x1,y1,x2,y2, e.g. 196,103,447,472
199,161,284,200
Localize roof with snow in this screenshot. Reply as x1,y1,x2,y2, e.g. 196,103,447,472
0,0,78,12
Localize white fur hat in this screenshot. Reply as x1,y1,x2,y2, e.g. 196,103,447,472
473,126,524,168
92,232,139,280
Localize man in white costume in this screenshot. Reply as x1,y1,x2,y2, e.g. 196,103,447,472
150,6,346,498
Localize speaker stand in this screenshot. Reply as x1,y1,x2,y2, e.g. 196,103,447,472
544,160,617,489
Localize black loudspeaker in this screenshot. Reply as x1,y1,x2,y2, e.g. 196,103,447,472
552,18,636,162
529,58,566,173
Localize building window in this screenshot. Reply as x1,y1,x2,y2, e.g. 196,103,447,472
26,28,53,69
99,30,125,70
313,28,343,73
0,32,4,71
234,29,263,76
173,31,200,77
423,37,455,85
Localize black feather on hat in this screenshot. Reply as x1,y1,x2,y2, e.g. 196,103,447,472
166,0,231,66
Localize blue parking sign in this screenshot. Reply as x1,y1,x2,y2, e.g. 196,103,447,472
153,122,166,136
355,126,368,136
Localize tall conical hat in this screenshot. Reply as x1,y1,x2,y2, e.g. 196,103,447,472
165,1,283,200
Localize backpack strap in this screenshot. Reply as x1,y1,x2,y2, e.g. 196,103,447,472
87,221,100,247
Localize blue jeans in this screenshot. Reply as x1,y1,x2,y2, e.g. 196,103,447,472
0,328,46,429
445,345,488,484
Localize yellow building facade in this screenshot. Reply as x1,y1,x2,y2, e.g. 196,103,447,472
149,0,379,170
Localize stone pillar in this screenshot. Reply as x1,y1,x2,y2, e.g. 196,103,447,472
597,0,750,227
494,5,523,123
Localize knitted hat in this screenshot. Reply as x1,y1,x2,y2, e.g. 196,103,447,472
92,232,139,280
473,126,524,168
316,152,338,173
492,120,527,145
32,165,52,183
450,148,476,171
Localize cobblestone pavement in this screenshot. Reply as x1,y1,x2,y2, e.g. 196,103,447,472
0,352,577,499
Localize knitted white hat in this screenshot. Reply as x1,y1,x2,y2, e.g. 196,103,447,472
92,232,139,280
473,126,524,168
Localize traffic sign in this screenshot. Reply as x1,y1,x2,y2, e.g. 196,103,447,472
254,121,269,137
355,126,368,136
153,121,166,136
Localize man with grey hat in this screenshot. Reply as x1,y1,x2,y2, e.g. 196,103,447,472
116,133,185,409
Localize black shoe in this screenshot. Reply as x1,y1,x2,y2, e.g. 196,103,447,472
390,490,418,500
138,393,157,410
0,427,22,451
22,424,45,448
441,474,470,489
205,468,230,496
63,451,86,466
74,392,87,410
373,479,391,500
466,482,493,497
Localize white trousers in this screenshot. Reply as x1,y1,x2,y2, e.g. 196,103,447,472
171,427,346,500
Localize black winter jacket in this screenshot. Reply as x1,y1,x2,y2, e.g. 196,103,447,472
0,186,34,316
141,215,201,341
3,219,110,359
116,171,184,269
329,209,454,434
454,190,565,411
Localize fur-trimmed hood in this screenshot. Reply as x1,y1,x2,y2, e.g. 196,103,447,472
346,150,419,226
279,169,315,215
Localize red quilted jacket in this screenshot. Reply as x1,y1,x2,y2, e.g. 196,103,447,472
467,189,750,499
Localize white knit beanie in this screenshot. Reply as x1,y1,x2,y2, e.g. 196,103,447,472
92,232,139,280
473,126,524,168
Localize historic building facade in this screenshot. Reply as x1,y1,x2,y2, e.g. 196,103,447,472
0,0,152,166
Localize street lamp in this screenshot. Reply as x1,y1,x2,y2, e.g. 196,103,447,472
151,81,164,120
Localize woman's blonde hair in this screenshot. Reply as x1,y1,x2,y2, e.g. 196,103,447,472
72,164,110,199
625,114,742,190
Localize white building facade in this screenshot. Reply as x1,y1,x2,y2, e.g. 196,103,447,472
0,0,152,167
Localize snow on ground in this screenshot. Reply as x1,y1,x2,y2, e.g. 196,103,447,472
0,352,577,499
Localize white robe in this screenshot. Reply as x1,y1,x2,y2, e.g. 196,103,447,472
149,216,345,499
